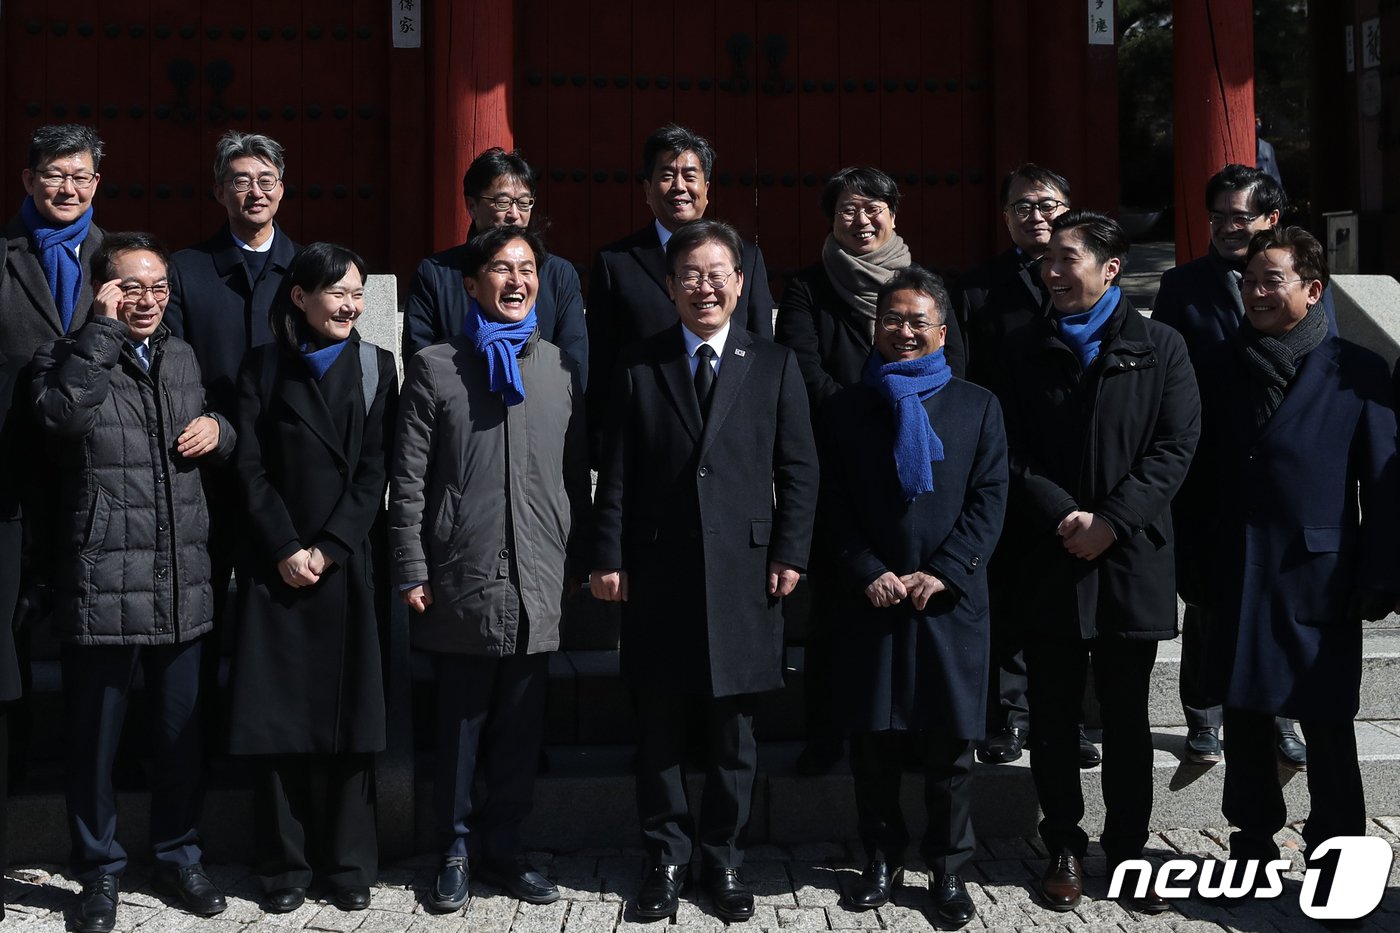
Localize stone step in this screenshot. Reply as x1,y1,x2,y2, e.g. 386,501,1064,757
14,724,1400,864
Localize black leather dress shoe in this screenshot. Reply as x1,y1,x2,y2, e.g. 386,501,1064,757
333,885,372,911
977,727,1026,764
931,873,976,927
76,874,119,933
636,864,688,920
847,860,903,909
479,859,560,904
427,856,469,913
704,868,755,922
1041,853,1083,911
1078,728,1102,768
1277,728,1307,771
153,863,227,916
1185,727,1222,764
261,887,306,914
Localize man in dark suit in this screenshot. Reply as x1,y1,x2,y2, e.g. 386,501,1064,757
164,131,298,658
585,124,775,457
0,124,108,814
1154,164,1313,770
955,165,1097,768
401,147,587,380
590,219,817,923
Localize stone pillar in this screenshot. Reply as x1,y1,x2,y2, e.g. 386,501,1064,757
1172,0,1255,263
430,0,515,253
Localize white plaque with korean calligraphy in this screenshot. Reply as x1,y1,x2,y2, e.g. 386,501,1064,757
1088,0,1114,46
392,0,422,49
1361,18,1380,69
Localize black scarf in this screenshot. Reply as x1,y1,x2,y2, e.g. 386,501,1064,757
1234,301,1329,429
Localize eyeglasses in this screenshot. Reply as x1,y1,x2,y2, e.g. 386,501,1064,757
1240,276,1304,294
1007,198,1066,219
480,194,536,212
224,174,281,193
1209,211,1261,228
879,315,939,334
118,283,171,301
36,171,97,189
836,203,887,222
676,270,737,292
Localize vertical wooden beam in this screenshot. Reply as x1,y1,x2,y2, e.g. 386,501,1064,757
430,0,515,252
1172,0,1255,263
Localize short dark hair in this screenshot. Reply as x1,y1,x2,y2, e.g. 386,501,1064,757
212,131,285,186
1050,209,1130,269
875,265,951,326
1000,163,1072,207
664,219,743,276
996,163,1069,207
29,124,105,171
1246,226,1329,290
820,167,901,221
641,124,716,181
462,225,547,279
268,242,368,353
1204,163,1286,217
90,232,170,282
462,147,538,203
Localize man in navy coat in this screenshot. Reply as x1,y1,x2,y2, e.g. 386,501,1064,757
165,131,298,640
1181,226,1399,867
819,266,1006,927
585,124,774,459
401,147,587,381
590,219,817,924
1154,164,1324,769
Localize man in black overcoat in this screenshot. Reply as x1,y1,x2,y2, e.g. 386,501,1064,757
165,131,299,643
819,266,1007,927
585,124,775,459
591,220,817,923
953,165,1098,767
1153,163,1323,770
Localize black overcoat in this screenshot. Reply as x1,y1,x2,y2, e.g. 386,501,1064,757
775,261,966,412
165,223,299,420
1182,335,1400,721
592,324,818,698
584,224,775,454
227,336,397,755
1000,297,1200,641
954,247,1049,393
819,378,1008,738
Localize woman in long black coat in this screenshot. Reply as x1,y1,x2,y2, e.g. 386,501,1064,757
775,167,967,774
229,243,398,914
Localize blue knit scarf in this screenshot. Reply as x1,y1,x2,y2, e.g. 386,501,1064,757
20,196,94,333
299,339,349,381
463,299,537,406
861,347,953,501
1055,285,1120,370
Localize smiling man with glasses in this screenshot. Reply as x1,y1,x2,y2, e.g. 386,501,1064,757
1154,163,1335,773
402,147,587,380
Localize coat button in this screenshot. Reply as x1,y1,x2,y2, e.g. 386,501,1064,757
155,567,167,580
499,548,510,560
158,523,168,532
698,466,710,478
970,555,981,567
155,475,164,483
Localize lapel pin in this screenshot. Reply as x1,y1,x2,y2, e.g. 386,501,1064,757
734,348,746,357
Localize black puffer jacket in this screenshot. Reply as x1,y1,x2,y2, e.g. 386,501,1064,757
31,316,234,645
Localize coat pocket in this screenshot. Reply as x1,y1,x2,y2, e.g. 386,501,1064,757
1294,525,1346,627
750,519,772,547
1302,525,1342,553
82,486,114,555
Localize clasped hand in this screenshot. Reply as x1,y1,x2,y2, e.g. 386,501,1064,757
865,570,946,610
1057,510,1115,560
278,546,332,589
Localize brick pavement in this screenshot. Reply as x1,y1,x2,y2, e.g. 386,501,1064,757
6,821,1400,932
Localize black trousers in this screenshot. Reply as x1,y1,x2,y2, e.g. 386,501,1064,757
802,572,842,746
433,650,548,862
849,730,976,875
634,688,757,869
986,566,1031,732
1180,604,1298,741
62,639,207,882
1222,708,1364,861
1025,635,1157,863
254,753,377,891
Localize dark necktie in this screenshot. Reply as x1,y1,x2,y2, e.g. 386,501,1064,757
132,343,151,373
694,343,717,418
1026,257,1051,310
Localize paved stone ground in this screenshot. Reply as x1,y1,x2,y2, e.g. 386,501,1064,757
6,819,1400,932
